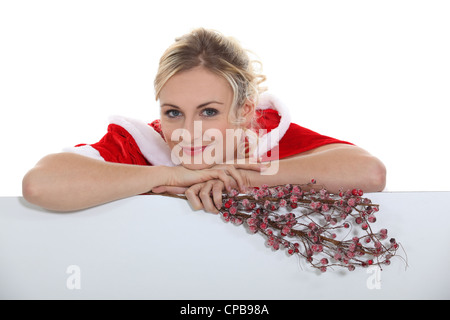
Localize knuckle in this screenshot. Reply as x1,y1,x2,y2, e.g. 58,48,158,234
199,190,210,198
185,189,196,198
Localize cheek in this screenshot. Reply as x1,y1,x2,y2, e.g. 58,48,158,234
160,124,176,148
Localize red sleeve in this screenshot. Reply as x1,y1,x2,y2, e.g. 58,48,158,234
76,124,151,166
256,109,353,161
276,123,354,159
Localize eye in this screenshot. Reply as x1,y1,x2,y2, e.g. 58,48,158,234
201,108,218,117
165,109,182,118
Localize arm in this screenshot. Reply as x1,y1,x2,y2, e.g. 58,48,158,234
22,153,171,211
243,144,386,193
22,152,255,212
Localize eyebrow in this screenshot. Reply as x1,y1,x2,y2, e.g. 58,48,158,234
161,101,224,109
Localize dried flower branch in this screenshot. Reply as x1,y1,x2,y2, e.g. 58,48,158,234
146,180,402,272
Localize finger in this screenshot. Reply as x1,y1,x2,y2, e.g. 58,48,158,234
152,186,187,194
151,186,168,193
215,170,234,192
152,186,167,193
223,166,246,193
198,181,219,214
212,181,224,210
185,184,205,211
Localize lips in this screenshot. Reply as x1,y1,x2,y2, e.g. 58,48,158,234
181,145,208,156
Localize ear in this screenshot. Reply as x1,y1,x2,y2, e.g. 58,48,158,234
240,99,255,128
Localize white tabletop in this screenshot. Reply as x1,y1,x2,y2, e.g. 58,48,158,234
1,191,449,300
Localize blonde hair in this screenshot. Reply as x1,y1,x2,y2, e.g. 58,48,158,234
154,28,267,126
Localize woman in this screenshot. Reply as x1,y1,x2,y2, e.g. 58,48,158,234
22,28,386,212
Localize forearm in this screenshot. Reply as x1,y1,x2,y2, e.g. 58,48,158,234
22,153,170,211
245,145,386,193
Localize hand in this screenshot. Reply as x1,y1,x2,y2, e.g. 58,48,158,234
151,179,229,214
162,163,262,193
152,163,262,213
184,179,230,214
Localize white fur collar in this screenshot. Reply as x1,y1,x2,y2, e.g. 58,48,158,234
253,93,291,160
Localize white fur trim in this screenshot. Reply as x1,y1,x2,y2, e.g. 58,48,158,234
63,145,105,161
254,93,292,158
108,115,176,166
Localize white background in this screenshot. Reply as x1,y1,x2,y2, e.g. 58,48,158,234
1,0,449,195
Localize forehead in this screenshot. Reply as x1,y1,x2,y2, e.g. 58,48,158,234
159,66,233,107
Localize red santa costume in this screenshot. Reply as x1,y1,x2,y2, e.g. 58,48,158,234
64,94,353,165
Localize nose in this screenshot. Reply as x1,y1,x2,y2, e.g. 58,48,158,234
182,120,203,144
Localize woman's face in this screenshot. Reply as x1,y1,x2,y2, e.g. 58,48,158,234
159,66,251,169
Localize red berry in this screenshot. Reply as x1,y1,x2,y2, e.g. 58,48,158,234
282,225,290,233
320,258,329,265
224,200,232,208
347,198,356,207
310,201,321,210
349,243,356,252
